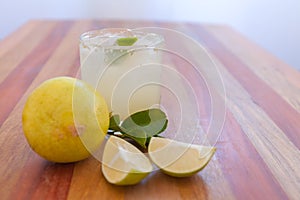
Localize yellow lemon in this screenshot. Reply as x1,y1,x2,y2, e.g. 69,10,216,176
22,76,109,163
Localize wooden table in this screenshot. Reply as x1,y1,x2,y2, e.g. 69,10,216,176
0,20,299,200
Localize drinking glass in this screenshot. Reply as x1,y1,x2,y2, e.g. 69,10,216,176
79,28,164,119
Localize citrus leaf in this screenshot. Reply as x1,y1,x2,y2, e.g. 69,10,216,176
109,114,121,131
121,108,168,139
122,129,147,148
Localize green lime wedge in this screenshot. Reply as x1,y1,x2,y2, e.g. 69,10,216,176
116,37,138,46
148,137,216,177
101,136,152,185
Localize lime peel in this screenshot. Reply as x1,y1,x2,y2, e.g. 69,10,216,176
116,37,138,46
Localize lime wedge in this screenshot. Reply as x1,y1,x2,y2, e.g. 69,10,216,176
101,136,152,185
148,137,216,177
116,37,138,46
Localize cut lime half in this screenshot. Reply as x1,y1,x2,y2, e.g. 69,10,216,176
148,137,216,177
101,136,152,185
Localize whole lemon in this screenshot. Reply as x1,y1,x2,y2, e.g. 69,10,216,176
22,76,109,163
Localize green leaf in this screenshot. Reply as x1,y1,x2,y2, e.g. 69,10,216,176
108,109,168,148
122,129,147,148
121,108,168,139
109,114,121,131
116,37,138,46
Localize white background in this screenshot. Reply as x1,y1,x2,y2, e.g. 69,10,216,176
1,0,299,70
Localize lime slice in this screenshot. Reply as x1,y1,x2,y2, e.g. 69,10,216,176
101,136,152,185
116,37,138,46
148,137,216,177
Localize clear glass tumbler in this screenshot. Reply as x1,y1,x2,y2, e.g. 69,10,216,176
79,28,164,119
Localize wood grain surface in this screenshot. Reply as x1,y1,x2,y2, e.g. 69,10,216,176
0,20,299,200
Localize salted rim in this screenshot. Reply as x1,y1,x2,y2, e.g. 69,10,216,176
79,28,164,50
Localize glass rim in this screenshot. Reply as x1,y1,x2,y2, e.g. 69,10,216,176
79,28,164,49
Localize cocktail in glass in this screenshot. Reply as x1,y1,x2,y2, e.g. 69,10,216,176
79,28,164,119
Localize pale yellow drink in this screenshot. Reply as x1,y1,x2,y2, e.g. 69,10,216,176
79,29,164,119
